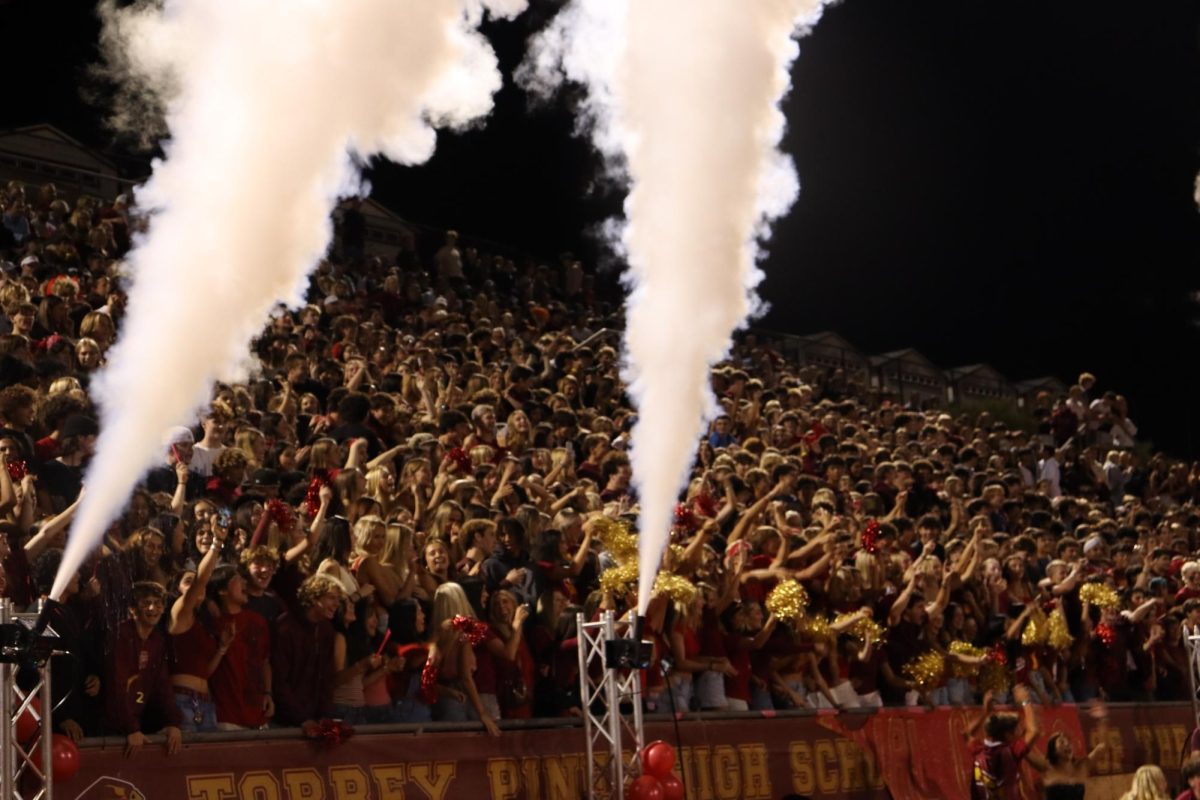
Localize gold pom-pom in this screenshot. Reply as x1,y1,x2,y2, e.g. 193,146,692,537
1047,607,1073,650
1021,605,1048,647
654,573,698,606
948,641,988,678
591,516,638,564
662,543,688,572
902,650,945,692
598,562,638,597
765,580,808,623
797,614,831,640
833,612,885,643
1079,582,1120,610
978,659,1011,695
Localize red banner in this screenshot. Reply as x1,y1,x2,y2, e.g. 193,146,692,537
62,704,1195,800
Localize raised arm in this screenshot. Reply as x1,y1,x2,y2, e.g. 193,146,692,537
308,485,332,543
170,462,189,515
1123,597,1159,625
727,483,783,546
170,524,225,634
964,690,996,741
888,572,919,627
344,438,368,472
1013,684,1041,747
1005,605,1036,641
567,523,595,576
25,488,83,560
365,444,406,472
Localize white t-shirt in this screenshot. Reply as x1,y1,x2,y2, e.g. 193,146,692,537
190,444,225,478
1038,457,1061,498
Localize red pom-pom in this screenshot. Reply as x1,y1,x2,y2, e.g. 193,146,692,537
1095,622,1116,647
303,718,354,748
419,659,440,705
267,498,296,533
303,468,338,518
987,646,1007,666
447,447,471,473
673,503,698,531
450,615,490,646
861,520,881,554
6,459,27,482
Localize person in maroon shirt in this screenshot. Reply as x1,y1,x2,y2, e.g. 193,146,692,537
167,521,226,732
965,685,1040,800
207,564,273,729
105,581,182,757
271,574,341,726
720,600,778,711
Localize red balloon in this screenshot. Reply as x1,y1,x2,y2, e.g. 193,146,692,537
628,775,664,800
15,696,41,743
31,734,80,783
642,740,676,779
660,774,684,800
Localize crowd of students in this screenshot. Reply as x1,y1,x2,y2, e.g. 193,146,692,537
2,181,1200,761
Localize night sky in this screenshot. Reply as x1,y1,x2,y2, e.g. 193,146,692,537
2,0,1199,455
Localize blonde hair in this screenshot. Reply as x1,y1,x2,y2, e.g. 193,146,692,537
213,447,249,479
78,310,114,343
503,411,530,454
427,501,463,544
430,582,476,642
0,282,30,315
380,522,415,583
365,466,394,508
297,574,343,609
48,377,82,396
1118,765,1168,800
399,457,430,487
352,514,386,552
469,444,495,466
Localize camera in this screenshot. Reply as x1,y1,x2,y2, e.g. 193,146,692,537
604,638,653,670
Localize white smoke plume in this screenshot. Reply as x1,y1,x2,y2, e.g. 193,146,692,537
52,0,525,599
522,0,828,613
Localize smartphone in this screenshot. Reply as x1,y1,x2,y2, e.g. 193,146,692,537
217,507,232,529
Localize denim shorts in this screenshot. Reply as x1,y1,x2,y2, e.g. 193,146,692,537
174,690,218,733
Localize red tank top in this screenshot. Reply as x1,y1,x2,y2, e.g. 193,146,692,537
171,618,219,680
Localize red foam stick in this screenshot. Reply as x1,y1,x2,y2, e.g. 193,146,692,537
375,628,392,656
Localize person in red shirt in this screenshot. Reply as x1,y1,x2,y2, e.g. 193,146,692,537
720,600,778,711
965,684,1040,800
167,522,226,732
104,581,183,757
206,564,273,730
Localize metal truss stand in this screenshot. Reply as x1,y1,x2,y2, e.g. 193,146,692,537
1187,631,1200,746
577,611,646,800
0,599,55,800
